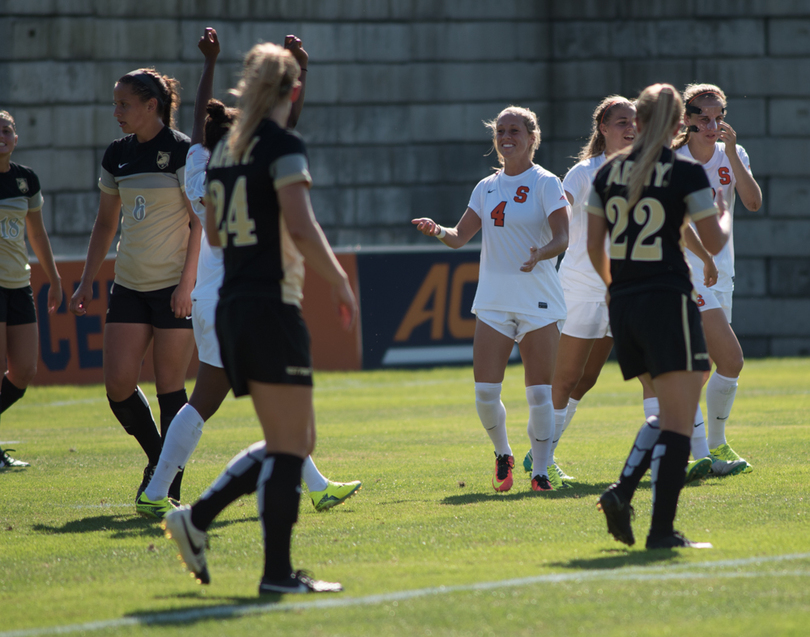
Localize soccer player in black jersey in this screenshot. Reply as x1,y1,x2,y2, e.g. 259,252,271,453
69,68,201,503
202,42,356,594
585,84,731,549
0,111,62,468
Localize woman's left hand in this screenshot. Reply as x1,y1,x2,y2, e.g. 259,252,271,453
47,281,63,314
520,246,541,272
719,121,738,154
170,281,194,319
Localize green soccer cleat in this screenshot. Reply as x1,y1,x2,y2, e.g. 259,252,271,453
310,480,362,512
684,457,712,484
523,449,533,473
553,460,575,481
0,447,29,468
136,492,177,519
710,443,753,473
708,454,747,477
546,465,571,489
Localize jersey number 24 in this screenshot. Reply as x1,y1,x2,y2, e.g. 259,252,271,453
208,176,257,247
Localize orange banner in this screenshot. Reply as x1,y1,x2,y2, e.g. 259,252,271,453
28,254,361,386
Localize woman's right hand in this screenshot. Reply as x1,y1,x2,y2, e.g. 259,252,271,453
332,278,358,331
198,27,220,59
69,281,92,316
411,218,441,237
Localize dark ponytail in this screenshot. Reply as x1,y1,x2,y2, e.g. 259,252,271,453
203,99,238,151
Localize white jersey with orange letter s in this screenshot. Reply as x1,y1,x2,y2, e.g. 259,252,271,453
467,164,567,321
676,142,750,293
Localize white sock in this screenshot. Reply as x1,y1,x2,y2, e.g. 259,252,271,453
690,404,710,459
526,385,554,477
475,382,511,457
706,372,738,449
553,397,580,457
302,456,329,492
643,397,659,420
145,404,204,501
551,408,567,457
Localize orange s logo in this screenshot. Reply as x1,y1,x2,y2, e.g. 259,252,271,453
718,167,731,185
514,186,529,203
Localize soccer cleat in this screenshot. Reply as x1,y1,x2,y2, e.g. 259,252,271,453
492,453,514,492
0,448,29,468
597,485,635,546
523,449,533,473
645,530,713,550
553,460,575,481
135,464,156,503
684,457,712,484
310,480,362,512
259,570,343,595
545,465,571,489
136,492,177,519
710,443,753,473
163,506,210,585
708,454,748,477
531,474,554,492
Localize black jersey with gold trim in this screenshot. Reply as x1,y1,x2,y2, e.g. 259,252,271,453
99,126,191,291
586,146,717,298
206,119,312,307
0,163,43,288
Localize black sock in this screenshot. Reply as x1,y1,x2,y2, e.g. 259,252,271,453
259,453,304,582
108,388,162,465
158,389,189,501
614,417,660,501
0,376,26,414
190,441,265,531
649,430,691,538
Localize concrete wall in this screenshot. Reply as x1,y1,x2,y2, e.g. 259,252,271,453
2,0,809,356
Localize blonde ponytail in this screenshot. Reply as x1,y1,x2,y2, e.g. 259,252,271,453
228,42,300,159
622,84,683,208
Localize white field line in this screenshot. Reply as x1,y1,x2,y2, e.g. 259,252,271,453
3,553,809,637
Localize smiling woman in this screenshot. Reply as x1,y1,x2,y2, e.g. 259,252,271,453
69,67,201,504
411,105,569,494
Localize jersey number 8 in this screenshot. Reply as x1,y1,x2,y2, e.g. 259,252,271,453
208,177,257,247
604,195,665,262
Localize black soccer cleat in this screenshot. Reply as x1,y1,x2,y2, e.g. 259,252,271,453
645,530,713,550
259,570,343,595
135,463,156,503
597,484,635,546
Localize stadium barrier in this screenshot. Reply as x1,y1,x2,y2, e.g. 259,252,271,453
29,247,485,384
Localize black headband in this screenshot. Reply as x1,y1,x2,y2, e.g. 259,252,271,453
125,72,165,107
685,91,726,116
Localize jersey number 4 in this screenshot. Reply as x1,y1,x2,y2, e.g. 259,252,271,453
490,186,529,227
604,195,665,262
208,177,257,247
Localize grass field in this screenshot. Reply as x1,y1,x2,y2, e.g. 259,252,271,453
1,358,809,636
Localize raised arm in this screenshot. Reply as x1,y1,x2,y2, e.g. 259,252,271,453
191,27,220,147
284,35,308,130
720,121,762,212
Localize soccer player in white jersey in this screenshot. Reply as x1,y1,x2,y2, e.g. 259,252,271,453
522,96,636,487
413,106,569,492
136,28,360,520
672,83,761,474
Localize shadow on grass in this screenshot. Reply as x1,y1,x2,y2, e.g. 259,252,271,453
551,550,679,571
125,592,310,627
441,481,651,505
32,515,256,538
